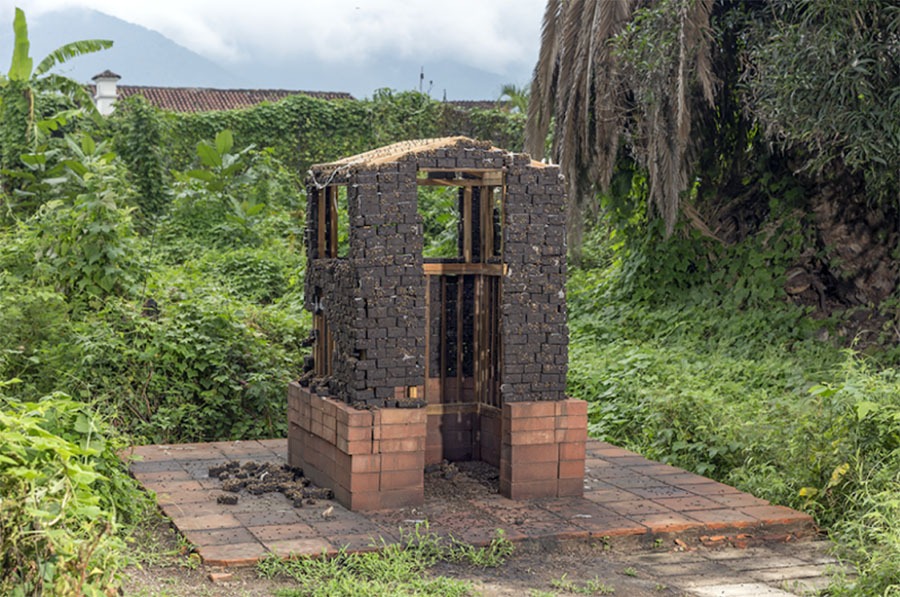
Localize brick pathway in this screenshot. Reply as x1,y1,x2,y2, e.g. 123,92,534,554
123,439,816,567
621,541,845,596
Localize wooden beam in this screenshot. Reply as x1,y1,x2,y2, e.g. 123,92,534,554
463,187,473,263
423,262,505,276
417,178,484,188
316,189,326,258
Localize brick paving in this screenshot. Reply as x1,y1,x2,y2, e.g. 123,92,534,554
123,439,816,568
621,541,845,596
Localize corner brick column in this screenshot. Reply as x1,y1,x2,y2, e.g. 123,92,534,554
499,398,587,500
288,382,425,511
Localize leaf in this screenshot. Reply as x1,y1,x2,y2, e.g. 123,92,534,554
215,129,234,156
34,39,113,77
826,462,850,489
196,142,221,168
855,400,879,421
9,8,33,81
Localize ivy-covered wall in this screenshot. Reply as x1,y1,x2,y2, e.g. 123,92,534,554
139,90,524,173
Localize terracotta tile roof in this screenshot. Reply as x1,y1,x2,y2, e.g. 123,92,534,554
106,86,354,113
445,99,505,110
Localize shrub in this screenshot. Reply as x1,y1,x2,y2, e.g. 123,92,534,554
0,385,149,595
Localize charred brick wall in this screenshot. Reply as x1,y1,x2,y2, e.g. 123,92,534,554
500,157,568,402
305,140,567,408
305,161,426,407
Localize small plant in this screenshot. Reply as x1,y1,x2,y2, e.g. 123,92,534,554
622,567,638,577
551,573,615,595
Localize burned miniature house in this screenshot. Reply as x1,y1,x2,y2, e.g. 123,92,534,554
288,137,587,511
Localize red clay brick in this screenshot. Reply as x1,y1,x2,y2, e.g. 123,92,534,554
557,415,588,430
380,452,423,472
651,496,723,512
349,454,381,474
506,416,556,432
685,508,758,528
739,505,814,525
378,437,425,453
198,541,269,567
503,461,558,483
632,512,703,533
336,438,372,455
558,459,585,479
247,522,316,542
377,408,426,425
557,399,588,417
556,428,587,443
337,423,372,442
380,423,426,440
265,537,334,558
504,401,557,419
605,499,673,517
177,513,243,532
559,441,586,461
505,429,556,445
347,490,383,511
380,469,423,490
345,471,380,493
502,443,559,464
504,479,559,500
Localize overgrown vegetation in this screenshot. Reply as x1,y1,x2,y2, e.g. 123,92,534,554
257,525,513,597
3,2,900,594
0,384,150,595
567,220,900,595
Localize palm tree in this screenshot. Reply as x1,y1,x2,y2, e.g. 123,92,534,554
525,0,715,255
498,83,529,114
1,7,112,179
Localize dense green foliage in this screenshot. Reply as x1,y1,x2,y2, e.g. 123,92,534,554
122,89,524,175
567,221,900,595
0,385,149,595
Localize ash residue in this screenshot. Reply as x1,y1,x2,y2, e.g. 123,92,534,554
209,461,334,507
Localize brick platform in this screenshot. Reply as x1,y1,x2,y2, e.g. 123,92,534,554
124,439,816,567
288,383,426,511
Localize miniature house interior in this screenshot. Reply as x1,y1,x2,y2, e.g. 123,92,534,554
288,137,587,511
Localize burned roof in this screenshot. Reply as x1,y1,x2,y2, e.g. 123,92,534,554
311,136,550,178
108,86,354,113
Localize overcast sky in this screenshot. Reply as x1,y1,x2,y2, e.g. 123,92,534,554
2,1,545,77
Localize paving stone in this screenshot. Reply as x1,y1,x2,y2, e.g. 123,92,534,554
248,522,317,543
652,496,723,512
690,583,798,596
264,537,334,557
198,541,269,567
174,513,243,532
605,499,673,517
685,508,759,528
750,565,833,582
183,526,258,547
720,556,810,571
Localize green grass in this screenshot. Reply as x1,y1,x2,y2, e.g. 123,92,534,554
256,525,513,597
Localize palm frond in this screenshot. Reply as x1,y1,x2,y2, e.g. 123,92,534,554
35,40,113,77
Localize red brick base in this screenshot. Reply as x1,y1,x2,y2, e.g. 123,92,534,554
288,382,425,511
288,383,588,509
500,399,587,500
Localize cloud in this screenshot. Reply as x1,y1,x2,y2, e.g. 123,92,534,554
3,0,544,74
